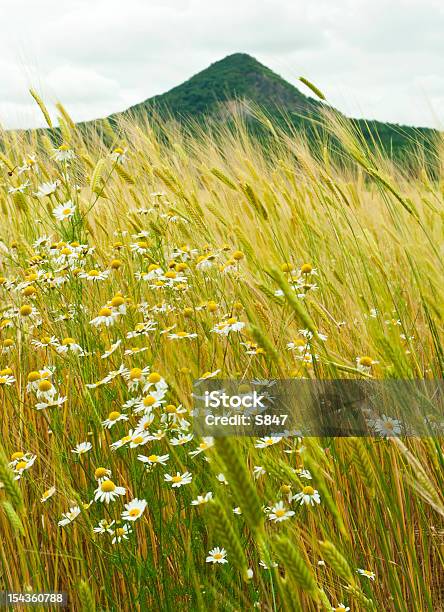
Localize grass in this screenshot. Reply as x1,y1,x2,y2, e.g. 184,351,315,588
0,98,443,611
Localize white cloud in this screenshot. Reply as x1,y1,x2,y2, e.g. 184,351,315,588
0,0,443,129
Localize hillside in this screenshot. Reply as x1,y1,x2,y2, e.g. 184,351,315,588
106,53,436,158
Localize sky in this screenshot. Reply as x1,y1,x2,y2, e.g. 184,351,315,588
1,0,444,129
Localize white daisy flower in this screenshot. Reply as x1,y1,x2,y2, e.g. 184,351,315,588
121,498,147,521
58,506,81,527
71,441,92,455
268,501,295,523
164,471,193,488
206,547,228,564
292,486,321,506
191,492,213,506
94,479,126,504
35,180,60,197
53,201,76,221
40,486,56,503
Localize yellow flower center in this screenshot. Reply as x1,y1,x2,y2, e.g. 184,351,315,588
275,509,286,517
148,372,161,384
172,475,182,483
129,508,141,517
62,337,75,346
148,455,158,462
302,486,315,495
132,436,144,444
16,461,28,471
88,270,99,277
11,451,24,461
108,411,121,421
19,305,33,316
143,396,156,406
300,263,313,274
129,368,142,380
28,371,41,382
111,296,125,307
99,308,112,317
95,467,109,479
213,553,223,560
359,356,373,367
38,380,52,392
100,480,116,492
115,528,125,537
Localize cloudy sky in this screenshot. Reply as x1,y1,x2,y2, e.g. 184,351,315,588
1,0,443,129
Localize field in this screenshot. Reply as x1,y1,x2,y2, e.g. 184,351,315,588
0,99,443,611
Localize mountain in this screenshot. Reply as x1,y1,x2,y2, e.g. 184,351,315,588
114,53,320,121
89,53,436,160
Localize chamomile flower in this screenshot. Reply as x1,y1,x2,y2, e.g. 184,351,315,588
292,486,321,506
369,415,402,437
94,479,126,504
40,486,56,503
189,437,214,457
138,453,169,467
268,501,295,523
331,605,350,611
52,145,75,162
78,269,110,282
58,506,81,527
357,568,376,581
102,411,129,429
206,547,228,564
35,181,60,198
191,492,213,506
101,339,122,359
255,436,282,448
112,523,132,544
121,498,147,521
164,471,193,488
71,441,92,455
53,201,76,221
356,356,379,372
90,307,119,327
93,519,115,535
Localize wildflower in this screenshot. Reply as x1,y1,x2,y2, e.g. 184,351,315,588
58,506,81,527
212,317,245,336
206,547,228,564
268,501,295,523
41,486,56,503
292,486,321,506
138,453,169,466
94,479,126,504
164,471,193,488
129,431,150,448
356,356,379,372
253,466,266,479
331,605,350,611
369,415,402,437
168,331,198,340
121,498,147,521
189,437,214,457
94,467,112,480
56,337,85,355
53,201,76,221
191,492,213,506
102,411,128,429
52,144,75,162
79,269,110,282
90,307,118,327
11,454,37,479
71,441,92,455
112,523,132,544
35,181,60,197
93,519,115,535
255,436,282,448
357,568,376,581
169,433,193,446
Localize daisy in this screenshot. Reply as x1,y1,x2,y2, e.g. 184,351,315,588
40,486,56,503
58,506,81,527
52,145,75,162
110,147,128,164
90,307,119,327
331,605,350,611
169,433,193,446
121,498,147,521
206,547,228,564
356,356,379,372
56,337,85,355
211,318,245,336
53,201,76,221
35,181,60,198
112,523,132,544
191,492,213,506
78,269,110,282
94,479,126,504
102,411,129,429
93,519,115,535
164,471,193,488
255,436,282,449
101,339,122,359
189,437,214,457
35,395,67,411
12,454,37,479
138,453,169,466
357,568,376,581
268,501,295,523
71,441,92,455
253,466,266,479
369,415,402,437
129,431,150,448
168,331,198,340
292,486,321,506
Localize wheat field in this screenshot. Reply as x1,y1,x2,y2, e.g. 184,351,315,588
0,98,443,611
